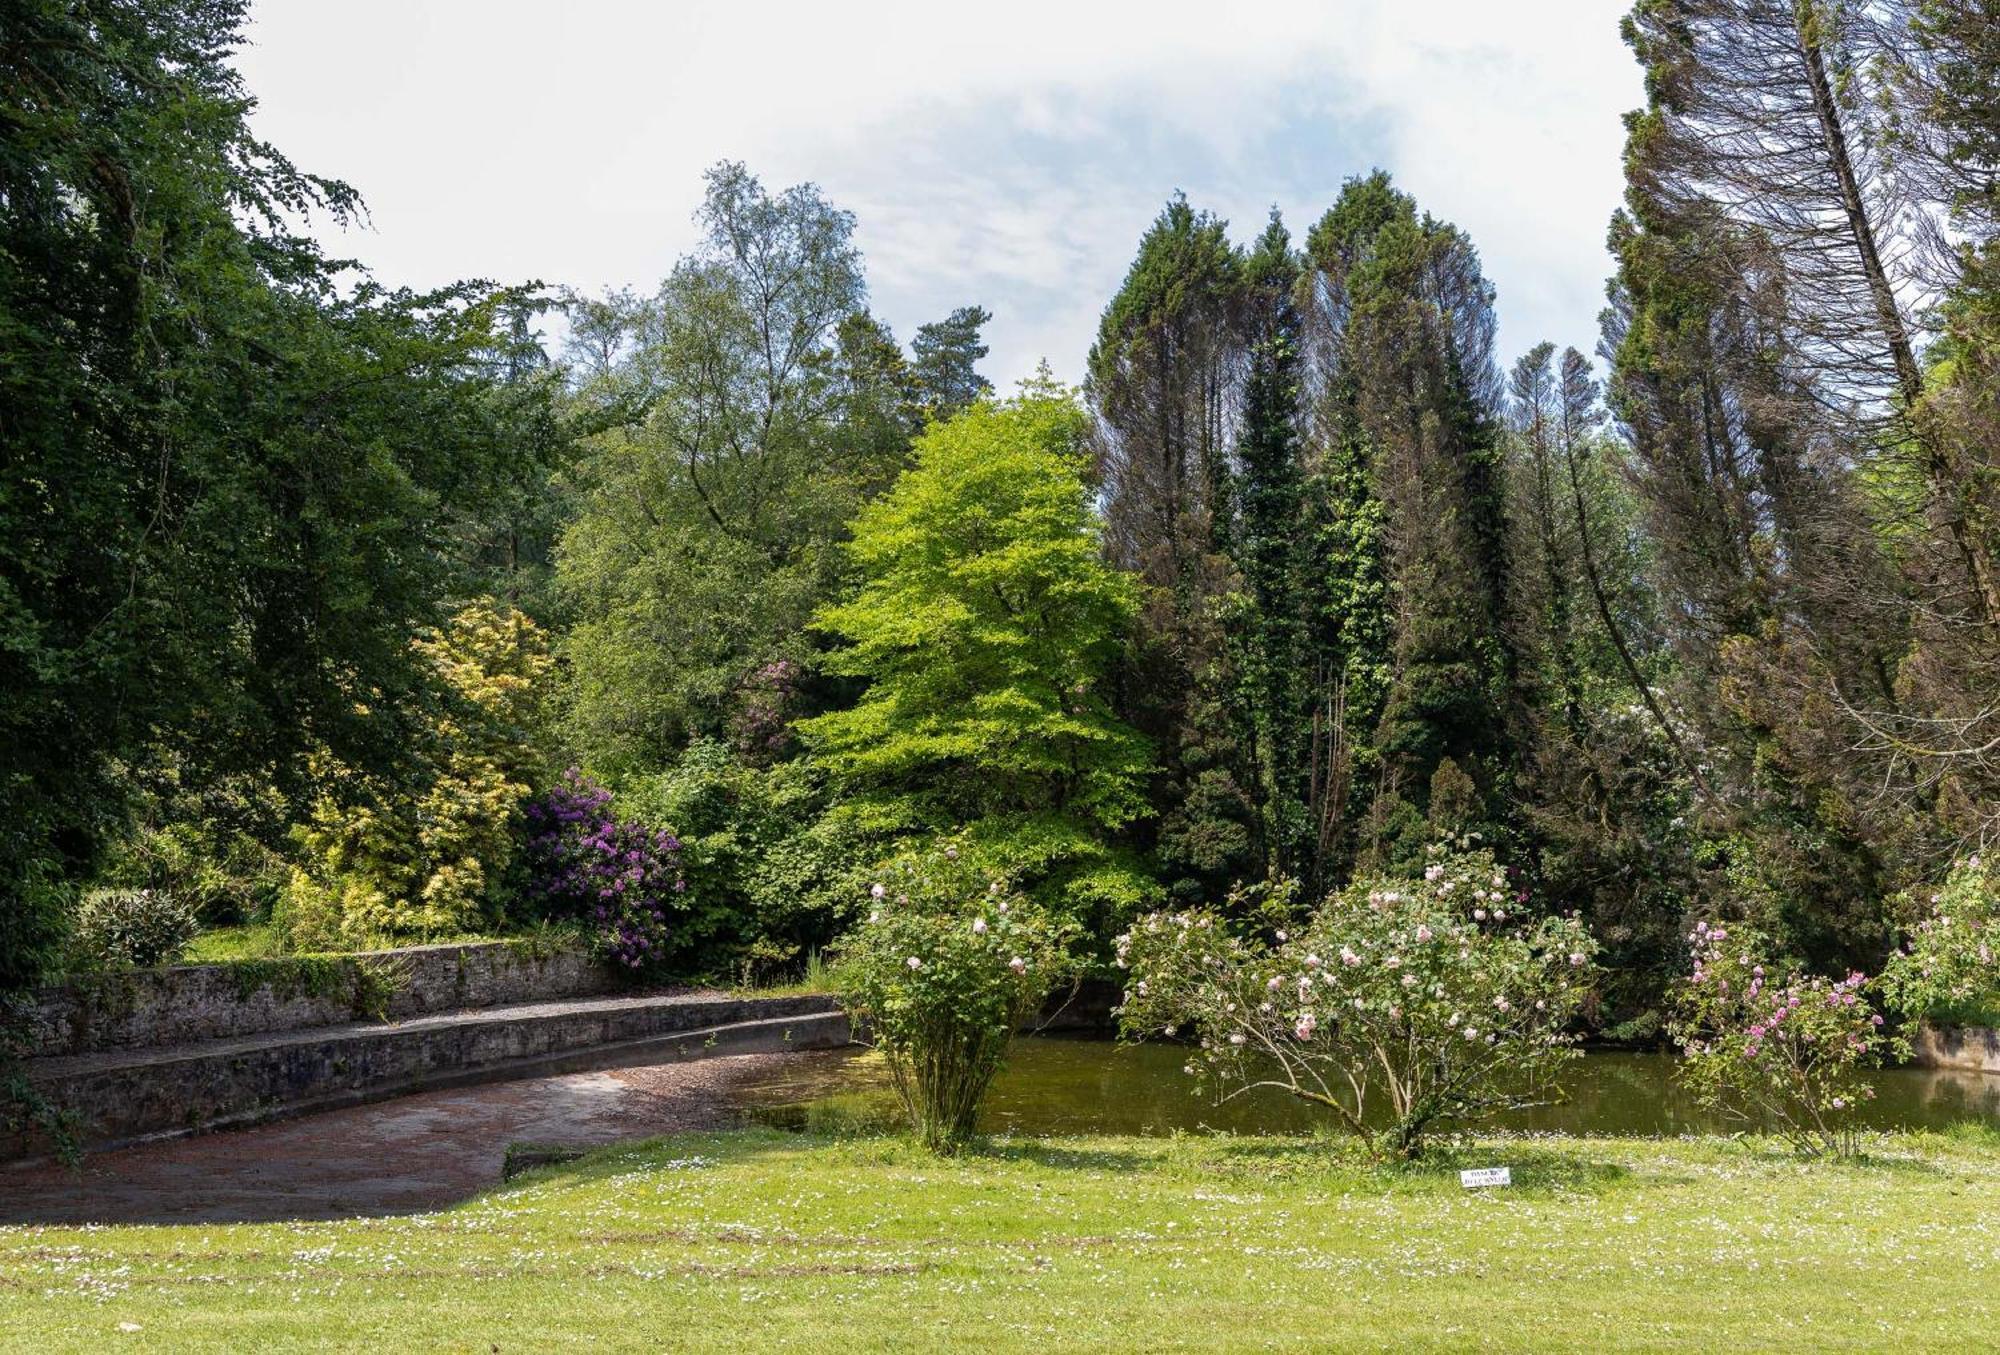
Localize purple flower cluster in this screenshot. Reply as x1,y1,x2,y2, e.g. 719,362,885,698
730,658,799,761
524,768,685,970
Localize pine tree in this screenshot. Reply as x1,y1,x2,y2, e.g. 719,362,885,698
911,305,995,421
1299,174,1517,873
1087,197,1256,901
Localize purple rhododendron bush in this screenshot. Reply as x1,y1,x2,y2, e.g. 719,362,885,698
834,839,1080,1153
1117,846,1599,1159
523,768,688,971
1669,920,1904,1158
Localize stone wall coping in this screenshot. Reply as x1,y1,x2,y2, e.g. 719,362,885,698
24,938,623,1059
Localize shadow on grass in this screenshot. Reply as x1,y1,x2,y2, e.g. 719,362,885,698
965,1139,1155,1173
1186,1134,1633,1197
493,1116,2000,1204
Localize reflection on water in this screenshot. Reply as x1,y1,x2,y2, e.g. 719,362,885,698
736,1037,2000,1139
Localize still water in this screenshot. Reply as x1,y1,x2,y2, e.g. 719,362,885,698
735,1037,2000,1138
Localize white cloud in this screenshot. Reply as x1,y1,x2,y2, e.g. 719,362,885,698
239,0,1639,384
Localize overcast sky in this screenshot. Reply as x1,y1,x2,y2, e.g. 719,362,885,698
238,1,1641,387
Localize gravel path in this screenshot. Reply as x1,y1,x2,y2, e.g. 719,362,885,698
0,1050,850,1226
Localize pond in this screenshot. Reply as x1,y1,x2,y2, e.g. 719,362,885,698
734,1036,2000,1139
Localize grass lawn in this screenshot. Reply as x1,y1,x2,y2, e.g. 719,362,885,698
3,1126,1996,1352
174,921,590,967
178,924,282,963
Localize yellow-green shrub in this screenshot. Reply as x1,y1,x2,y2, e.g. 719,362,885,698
280,601,551,947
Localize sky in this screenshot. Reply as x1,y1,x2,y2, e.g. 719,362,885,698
237,1,1642,388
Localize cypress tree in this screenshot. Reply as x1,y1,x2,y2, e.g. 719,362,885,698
1232,211,1310,879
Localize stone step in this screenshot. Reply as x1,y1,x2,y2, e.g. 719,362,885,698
4,991,849,1163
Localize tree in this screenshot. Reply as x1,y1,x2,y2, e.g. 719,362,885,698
1089,196,1243,585
280,602,552,947
1088,197,1256,901
1607,0,1965,969
1838,1,2000,850
0,0,536,989
1231,211,1312,881
1620,0,1988,613
1506,343,1698,1014
911,305,995,421
555,166,999,778
554,165,906,775
1298,173,1518,875
798,384,1156,926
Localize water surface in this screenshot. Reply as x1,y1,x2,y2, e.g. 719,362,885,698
736,1037,2000,1138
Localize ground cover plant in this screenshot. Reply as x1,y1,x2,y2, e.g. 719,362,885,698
2,1127,1996,1352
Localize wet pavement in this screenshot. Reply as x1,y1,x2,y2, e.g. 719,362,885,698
0,1052,803,1227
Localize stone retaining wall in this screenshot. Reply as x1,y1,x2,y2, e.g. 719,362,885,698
4,994,847,1162
1912,1022,2000,1075
23,941,619,1058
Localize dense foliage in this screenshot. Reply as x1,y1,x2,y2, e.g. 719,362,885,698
617,742,869,978
1118,848,1598,1157
66,889,199,971
278,603,551,948
1881,857,2000,1027
1,0,563,988
834,839,1079,1152
8,0,2000,1101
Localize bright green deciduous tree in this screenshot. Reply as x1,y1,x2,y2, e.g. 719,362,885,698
799,382,1157,925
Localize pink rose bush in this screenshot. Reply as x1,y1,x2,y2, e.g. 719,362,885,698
834,837,1078,1153
1669,920,1903,1158
1880,856,2000,1029
1115,848,1597,1158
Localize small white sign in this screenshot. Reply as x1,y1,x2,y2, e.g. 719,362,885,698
1459,1166,1511,1189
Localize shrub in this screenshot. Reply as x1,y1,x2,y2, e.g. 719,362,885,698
834,838,1079,1153
69,888,199,969
522,769,688,971
1117,848,1598,1159
1880,856,2000,1027
1669,920,1901,1158
104,816,285,927
280,601,550,947
619,742,869,971
95,764,289,927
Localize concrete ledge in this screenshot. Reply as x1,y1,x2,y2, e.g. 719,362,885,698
5,993,847,1162
24,941,620,1058
1913,1022,2000,1075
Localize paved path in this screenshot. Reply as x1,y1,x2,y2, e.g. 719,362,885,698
0,1050,840,1227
